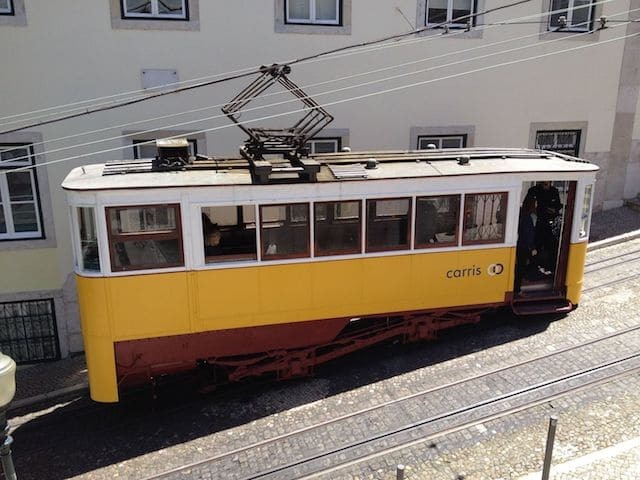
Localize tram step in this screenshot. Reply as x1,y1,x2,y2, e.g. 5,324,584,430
511,298,573,316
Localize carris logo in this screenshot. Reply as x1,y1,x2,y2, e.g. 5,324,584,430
487,263,504,276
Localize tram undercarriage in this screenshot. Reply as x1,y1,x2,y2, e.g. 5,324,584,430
114,305,498,391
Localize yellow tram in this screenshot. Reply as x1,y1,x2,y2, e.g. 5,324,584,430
63,146,597,402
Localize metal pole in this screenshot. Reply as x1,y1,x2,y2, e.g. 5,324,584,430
541,416,558,480
396,464,405,480
0,424,17,480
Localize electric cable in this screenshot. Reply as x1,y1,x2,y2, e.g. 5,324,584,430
4,23,637,176
0,0,625,167
0,0,535,135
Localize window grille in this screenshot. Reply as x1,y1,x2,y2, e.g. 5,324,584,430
462,192,507,245
535,130,581,156
122,0,187,19
0,299,59,363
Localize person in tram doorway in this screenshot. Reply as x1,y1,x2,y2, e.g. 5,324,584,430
515,196,538,295
525,181,562,276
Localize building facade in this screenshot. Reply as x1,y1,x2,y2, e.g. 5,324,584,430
1,0,639,360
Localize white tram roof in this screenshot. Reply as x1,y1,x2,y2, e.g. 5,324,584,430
62,148,598,191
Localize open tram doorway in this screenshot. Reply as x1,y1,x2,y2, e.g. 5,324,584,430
514,180,576,299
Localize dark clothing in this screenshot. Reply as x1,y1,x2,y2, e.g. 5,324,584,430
525,184,562,271
515,212,538,292
526,184,562,223
517,212,537,254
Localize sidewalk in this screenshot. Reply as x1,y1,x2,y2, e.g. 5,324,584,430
10,353,87,411
8,205,640,413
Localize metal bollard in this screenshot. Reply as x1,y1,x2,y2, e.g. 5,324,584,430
396,464,405,480
541,416,558,480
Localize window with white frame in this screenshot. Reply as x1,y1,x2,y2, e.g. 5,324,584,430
426,0,475,27
122,0,187,19
0,0,13,15
548,0,593,31
286,0,340,25
305,137,341,154
132,138,197,159
0,144,42,240
417,135,467,149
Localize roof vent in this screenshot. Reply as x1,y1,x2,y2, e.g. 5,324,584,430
457,155,470,166
153,138,191,170
365,158,378,169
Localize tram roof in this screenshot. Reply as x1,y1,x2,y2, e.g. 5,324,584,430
62,148,598,191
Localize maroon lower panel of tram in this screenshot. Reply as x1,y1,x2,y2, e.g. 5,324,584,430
115,317,349,385
114,305,500,388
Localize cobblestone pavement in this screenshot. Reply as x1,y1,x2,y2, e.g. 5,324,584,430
518,436,640,480
12,354,87,407
589,205,640,242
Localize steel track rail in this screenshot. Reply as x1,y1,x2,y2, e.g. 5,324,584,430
583,272,640,293
142,324,640,480
584,246,640,268
299,361,640,480
241,353,640,480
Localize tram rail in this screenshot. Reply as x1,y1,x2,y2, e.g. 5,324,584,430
142,322,640,480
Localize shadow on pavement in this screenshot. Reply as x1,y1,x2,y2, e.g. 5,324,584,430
10,309,559,480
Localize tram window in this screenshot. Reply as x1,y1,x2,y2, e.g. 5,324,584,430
106,204,184,271
201,205,257,263
579,184,593,239
462,192,508,245
260,203,310,260
77,207,100,272
366,198,411,252
315,201,361,256
415,195,460,249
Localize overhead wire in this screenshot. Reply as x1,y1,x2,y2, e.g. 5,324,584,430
4,19,638,176
0,0,624,166
0,0,535,134
0,0,537,129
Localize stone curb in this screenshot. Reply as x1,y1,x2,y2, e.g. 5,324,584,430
9,382,88,413
588,229,640,251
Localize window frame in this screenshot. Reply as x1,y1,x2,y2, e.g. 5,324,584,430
259,202,311,261
548,0,594,32
314,200,362,257
306,137,341,154
121,0,188,20
425,0,476,28
0,0,13,15
285,0,341,25
365,197,412,253
0,143,44,241
106,203,184,272
417,134,467,150
461,192,508,246
201,205,258,264
535,129,581,157
414,194,461,250
76,206,102,273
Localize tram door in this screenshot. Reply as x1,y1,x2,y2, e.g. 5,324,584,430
514,181,576,298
